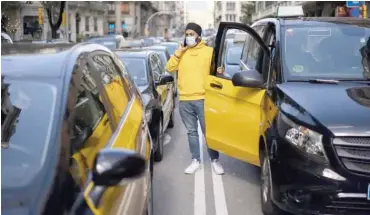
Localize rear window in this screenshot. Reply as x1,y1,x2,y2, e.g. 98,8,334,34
226,46,243,65
2,79,57,188
120,58,148,86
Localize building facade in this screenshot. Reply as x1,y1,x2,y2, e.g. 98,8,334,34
5,1,106,42
214,1,243,28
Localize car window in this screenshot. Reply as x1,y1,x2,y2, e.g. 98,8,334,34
150,54,161,81
226,46,243,65
1,79,57,188
90,54,131,124
120,58,148,87
241,25,266,66
282,24,370,81
152,53,164,74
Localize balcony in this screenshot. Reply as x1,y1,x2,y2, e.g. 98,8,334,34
252,1,306,21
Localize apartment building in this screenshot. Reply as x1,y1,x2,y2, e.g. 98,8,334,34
214,1,243,28
3,1,106,42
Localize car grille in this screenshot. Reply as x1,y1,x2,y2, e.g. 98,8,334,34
323,197,370,214
333,137,370,175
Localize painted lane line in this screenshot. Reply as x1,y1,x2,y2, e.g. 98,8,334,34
211,165,229,215
194,122,207,215
163,133,171,146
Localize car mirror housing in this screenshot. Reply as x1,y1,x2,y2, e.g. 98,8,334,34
231,69,265,89
92,149,147,186
157,74,174,85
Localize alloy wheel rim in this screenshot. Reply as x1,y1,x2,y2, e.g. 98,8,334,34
262,157,269,203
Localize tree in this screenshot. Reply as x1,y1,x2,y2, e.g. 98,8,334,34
240,2,255,25
1,1,29,35
42,1,66,39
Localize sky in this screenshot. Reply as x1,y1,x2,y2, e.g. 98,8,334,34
185,1,214,29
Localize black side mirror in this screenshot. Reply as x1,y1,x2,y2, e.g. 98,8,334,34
72,126,93,151
232,69,265,88
157,74,174,85
92,148,146,186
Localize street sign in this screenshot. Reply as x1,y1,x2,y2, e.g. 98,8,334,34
346,1,365,8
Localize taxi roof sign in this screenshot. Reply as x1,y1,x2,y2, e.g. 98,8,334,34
277,6,304,18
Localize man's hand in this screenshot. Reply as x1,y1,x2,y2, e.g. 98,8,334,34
217,67,225,75
174,45,188,58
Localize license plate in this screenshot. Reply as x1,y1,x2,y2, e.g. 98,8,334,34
368,184,370,200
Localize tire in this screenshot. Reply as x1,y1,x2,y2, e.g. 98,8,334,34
167,101,175,129
260,151,281,215
154,120,164,162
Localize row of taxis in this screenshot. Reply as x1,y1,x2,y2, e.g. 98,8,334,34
209,6,370,215
1,35,179,214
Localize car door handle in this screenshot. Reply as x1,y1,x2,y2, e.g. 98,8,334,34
103,118,109,126
210,82,223,89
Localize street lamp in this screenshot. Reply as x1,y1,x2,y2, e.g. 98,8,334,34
144,11,175,36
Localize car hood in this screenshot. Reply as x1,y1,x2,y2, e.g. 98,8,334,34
278,82,370,136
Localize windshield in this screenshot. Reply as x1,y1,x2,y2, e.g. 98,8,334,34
282,23,370,81
88,37,117,49
2,80,57,188
226,46,243,65
120,58,148,86
163,44,178,55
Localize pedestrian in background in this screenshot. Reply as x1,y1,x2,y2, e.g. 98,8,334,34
166,22,224,175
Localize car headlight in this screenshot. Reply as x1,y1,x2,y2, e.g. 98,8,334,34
145,110,152,123
281,114,327,161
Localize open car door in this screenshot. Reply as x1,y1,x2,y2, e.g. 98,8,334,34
205,22,270,166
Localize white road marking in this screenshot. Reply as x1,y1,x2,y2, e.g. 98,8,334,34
194,123,206,215
163,133,172,146
211,165,229,215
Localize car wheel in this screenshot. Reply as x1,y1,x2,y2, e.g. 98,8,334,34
154,120,164,162
167,103,175,129
261,151,281,215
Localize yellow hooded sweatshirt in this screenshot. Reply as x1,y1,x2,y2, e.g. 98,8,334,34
166,40,213,101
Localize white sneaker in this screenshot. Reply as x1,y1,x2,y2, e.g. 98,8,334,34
184,159,201,174
211,159,225,175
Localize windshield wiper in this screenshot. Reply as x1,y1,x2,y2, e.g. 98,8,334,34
288,79,339,84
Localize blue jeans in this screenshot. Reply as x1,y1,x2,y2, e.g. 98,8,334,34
179,99,219,161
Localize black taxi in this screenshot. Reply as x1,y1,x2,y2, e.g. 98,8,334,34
206,6,370,215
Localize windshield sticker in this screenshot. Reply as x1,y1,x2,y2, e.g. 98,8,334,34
292,65,304,73
286,29,294,36
308,28,331,36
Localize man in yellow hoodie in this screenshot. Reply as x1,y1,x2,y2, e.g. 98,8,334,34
166,23,224,175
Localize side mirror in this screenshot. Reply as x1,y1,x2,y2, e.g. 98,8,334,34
232,69,265,88
92,148,146,186
157,74,174,85
72,126,93,151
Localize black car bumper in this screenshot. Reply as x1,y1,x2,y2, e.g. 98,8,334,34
269,137,370,215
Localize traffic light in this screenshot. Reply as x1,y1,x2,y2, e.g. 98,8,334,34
38,8,43,25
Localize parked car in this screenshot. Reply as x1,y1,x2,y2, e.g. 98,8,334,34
141,45,178,96
160,41,179,56
115,49,176,162
221,36,245,78
87,34,126,50
205,6,370,215
1,43,153,215
1,32,13,44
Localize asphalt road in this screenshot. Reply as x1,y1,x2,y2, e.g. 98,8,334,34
153,107,265,215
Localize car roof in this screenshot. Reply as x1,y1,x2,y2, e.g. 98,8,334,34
142,45,168,51
259,16,370,27
114,50,155,59
160,42,178,45
2,43,112,78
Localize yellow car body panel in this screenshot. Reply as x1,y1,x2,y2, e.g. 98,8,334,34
205,75,266,166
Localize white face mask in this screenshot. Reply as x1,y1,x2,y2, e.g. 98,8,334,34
186,36,197,47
